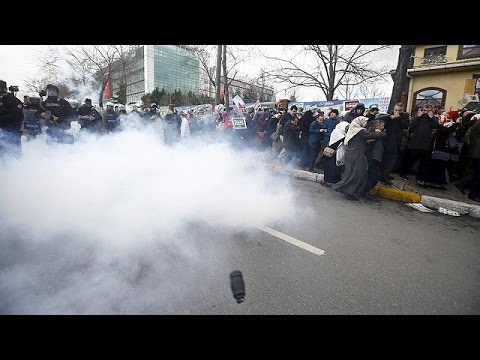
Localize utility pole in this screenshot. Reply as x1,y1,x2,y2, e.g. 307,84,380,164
215,45,222,109
222,45,229,114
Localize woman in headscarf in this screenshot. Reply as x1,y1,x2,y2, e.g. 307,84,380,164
321,120,349,186
332,116,386,200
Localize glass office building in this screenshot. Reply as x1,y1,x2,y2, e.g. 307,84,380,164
152,45,199,93
119,45,200,104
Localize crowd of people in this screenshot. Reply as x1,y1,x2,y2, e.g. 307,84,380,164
228,102,480,203
1,79,480,203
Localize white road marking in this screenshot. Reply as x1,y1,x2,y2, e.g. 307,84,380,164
256,225,325,256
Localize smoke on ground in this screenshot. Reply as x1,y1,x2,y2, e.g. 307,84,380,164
0,126,299,314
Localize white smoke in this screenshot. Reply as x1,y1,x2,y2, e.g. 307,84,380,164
0,124,298,314
60,74,102,107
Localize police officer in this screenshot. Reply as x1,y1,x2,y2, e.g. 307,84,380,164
103,102,119,132
0,80,24,159
77,98,102,134
21,95,44,141
118,104,127,116
40,84,76,144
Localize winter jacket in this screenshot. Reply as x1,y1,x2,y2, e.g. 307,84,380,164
407,114,441,151
377,113,410,155
321,118,338,144
467,120,480,158
308,120,323,145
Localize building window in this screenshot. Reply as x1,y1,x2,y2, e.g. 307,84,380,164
457,45,480,60
474,74,480,97
422,46,447,65
412,87,447,113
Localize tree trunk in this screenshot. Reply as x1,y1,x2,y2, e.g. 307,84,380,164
326,88,334,101
99,85,105,109
222,45,229,113
388,45,415,114
215,45,222,107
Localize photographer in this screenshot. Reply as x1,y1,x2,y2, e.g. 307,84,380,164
0,80,24,159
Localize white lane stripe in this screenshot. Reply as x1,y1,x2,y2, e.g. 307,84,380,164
256,225,325,256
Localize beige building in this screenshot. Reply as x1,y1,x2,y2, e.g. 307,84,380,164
406,45,480,114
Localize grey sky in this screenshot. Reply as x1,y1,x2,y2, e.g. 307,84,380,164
0,45,400,102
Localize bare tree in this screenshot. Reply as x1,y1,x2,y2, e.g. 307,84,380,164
186,45,218,92
24,46,62,93
110,45,140,86
357,82,385,99
64,47,96,88
187,45,247,103
338,80,385,101
336,73,361,100
388,45,415,113
262,45,393,101
64,45,123,108
255,68,275,102
288,89,299,102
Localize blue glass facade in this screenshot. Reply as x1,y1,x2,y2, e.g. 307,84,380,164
153,45,199,93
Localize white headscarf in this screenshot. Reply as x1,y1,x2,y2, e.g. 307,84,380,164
329,121,349,146
344,116,369,146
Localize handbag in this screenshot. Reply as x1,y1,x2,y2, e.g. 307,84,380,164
323,146,336,158
431,150,451,161
447,134,459,154
270,132,280,142
431,135,450,161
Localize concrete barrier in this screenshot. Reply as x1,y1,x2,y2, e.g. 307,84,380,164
421,195,480,218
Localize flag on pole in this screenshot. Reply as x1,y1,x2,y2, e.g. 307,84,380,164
103,77,112,100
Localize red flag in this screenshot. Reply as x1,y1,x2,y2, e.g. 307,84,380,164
103,78,112,100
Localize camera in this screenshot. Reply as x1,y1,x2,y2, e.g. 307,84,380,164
8,85,19,93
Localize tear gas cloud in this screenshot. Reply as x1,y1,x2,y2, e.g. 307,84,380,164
0,119,299,314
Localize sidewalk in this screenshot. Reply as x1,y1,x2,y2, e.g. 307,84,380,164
252,157,480,219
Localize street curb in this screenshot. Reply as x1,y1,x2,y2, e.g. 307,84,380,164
421,195,480,218
254,161,479,219
370,184,422,203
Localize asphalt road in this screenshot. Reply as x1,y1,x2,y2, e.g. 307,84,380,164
150,177,480,315
2,176,479,315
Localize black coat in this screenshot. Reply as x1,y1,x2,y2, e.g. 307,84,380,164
365,136,384,162
407,114,441,151
42,96,76,130
77,104,102,129
378,113,410,154
279,112,293,135
283,120,300,148
467,120,480,159
343,109,362,123
0,92,24,133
